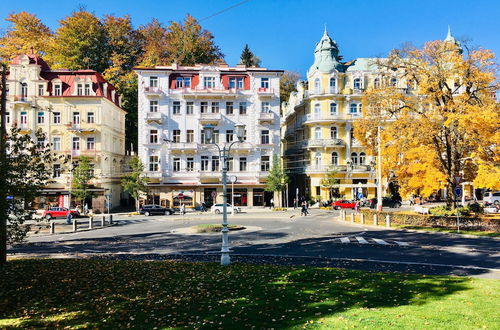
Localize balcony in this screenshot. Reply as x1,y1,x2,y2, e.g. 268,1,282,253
16,123,31,133
304,113,348,123
298,139,344,148
171,87,239,98
143,86,163,97
198,112,222,124
258,112,274,123
257,87,274,98
145,171,163,179
65,123,96,134
145,112,162,123
10,95,31,104
168,142,199,153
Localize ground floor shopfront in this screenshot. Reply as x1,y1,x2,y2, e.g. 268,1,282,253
142,184,275,209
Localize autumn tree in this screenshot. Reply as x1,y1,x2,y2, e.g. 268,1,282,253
356,38,499,207
137,19,169,67
280,71,301,110
265,155,288,207
72,156,95,208
0,11,53,63
48,9,110,72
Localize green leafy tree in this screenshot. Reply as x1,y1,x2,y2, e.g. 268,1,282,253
320,167,340,199
0,11,53,63
72,156,95,208
239,44,259,67
121,156,149,212
265,155,288,207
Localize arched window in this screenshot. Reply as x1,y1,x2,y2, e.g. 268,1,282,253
390,78,397,87
315,127,321,139
314,103,321,119
353,78,361,89
351,152,358,165
315,152,322,169
20,82,28,98
331,152,338,166
330,126,337,139
350,103,357,114
329,77,336,92
330,102,337,115
374,78,380,88
359,152,366,165
314,78,321,93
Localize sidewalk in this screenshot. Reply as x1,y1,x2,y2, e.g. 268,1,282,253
27,216,115,237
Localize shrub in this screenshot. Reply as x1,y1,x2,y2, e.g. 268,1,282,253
429,205,470,217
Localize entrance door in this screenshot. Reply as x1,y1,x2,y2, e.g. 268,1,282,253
253,188,264,206
204,188,217,207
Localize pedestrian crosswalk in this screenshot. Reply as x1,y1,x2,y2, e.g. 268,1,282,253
334,236,410,246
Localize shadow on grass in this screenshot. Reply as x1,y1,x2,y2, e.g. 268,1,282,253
0,259,472,328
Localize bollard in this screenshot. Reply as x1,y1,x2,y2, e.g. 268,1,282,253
373,213,378,226
101,216,106,227
360,213,365,225
342,210,346,221
89,216,94,229
72,219,78,232
50,221,55,234
350,213,355,223
109,214,113,225
386,214,391,227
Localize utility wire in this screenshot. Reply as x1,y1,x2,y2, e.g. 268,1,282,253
199,0,252,22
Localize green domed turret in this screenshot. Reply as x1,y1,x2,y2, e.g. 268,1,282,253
444,26,463,54
308,26,345,75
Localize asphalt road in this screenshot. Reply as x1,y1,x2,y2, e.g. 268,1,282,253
9,208,500,278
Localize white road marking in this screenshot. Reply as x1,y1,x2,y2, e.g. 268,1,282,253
372,238,389,245
83,249,101,253
395,241,410,246
340,237,350,243
355,236,369,244
62,245,74,249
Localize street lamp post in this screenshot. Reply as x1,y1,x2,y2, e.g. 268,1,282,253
204,123,245,266
376,125,383,212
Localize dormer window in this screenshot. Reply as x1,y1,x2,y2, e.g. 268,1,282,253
77,84,83,96
353,78,361,89
150,76,158,87
176,77,191,88
38,84,44,96
54,84,62,96
203,77,216,88
260,77,269,89
229,77,243,89
84,83,91,96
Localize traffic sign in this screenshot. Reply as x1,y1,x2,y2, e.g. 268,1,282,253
454,187,462,197
454,176,462,184
357,192,363,199
178,193,184,199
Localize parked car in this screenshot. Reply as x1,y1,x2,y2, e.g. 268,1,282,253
331,200,356,210
43,207,80,220
211,203,241,214
139,204,174,216
368,197,402,209
483,191,500,205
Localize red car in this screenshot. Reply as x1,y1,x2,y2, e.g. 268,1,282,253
43,207,80,220
331,200,356,210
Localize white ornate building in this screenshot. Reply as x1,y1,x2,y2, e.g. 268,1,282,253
135,63,283,208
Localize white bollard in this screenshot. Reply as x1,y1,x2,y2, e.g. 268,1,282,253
351,213,355,223
360,213,365,224
88,216,94,229
101,216,106,227
50,221,55,234
386,214,391,227
374,213,378,226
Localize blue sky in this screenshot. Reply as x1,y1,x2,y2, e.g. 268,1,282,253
1,0,499,77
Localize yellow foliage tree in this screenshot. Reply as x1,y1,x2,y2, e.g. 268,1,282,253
355,39,499,207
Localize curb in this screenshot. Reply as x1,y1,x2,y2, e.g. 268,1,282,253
28,222,117,238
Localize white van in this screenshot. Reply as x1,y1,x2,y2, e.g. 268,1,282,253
483,191,500,204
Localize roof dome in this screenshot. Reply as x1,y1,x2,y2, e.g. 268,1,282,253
308,26,345,75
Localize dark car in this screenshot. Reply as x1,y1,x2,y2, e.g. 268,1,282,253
369,197,402,209
331,200,357,210
139,204,174,216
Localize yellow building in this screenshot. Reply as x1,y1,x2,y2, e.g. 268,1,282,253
6,54,127,211
282,28,387,202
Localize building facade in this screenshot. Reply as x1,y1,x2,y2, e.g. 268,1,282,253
282,29,387,202
6,54,127,211
135,63,283,208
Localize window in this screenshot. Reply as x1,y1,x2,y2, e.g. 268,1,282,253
86,137,95,150
186,157,194,171
359,152,366,165
261,102,270,113
175,77,190,88
261,130,270,144
201,156,209,171
173,101,181,115
72,112,80,124
374,78,380,88
239,157,247,171
53,137,61,151
149,129,158,144
350,103,358,114
226,157,234,171
87,112,94,124
213,130,220,144
211,102,219,113
77,84,83,96
330,103,337,115
212,156,220,171
315,152,322,168
203,77,215,88
390,78,397,87
85,84,91,95
239,102,247,115
358,104,362,114
54,84,61,96
353,78,361,89
261,155,270,171
37,137,45,148
38,84,44,96
186,130,194,143
200,102,208,113
53,164,61,178
261,77,269,89
20,112,27,125
331,152,338,166
200,129,206,144
229,77,244,89
21,82,28,98
186,102,194,115
315,127,321,139
37,112,45,124
5,112,9,124
173,158,181,172
149,155,159,171
53,112,61,124
150,76,158,87
330,126,337,139
173,130,181,143
351,152,358,165
226,102,234,115
329,78,336,92
314,103,321,118
226,130,233,143
314,78,320,92
72,137,80,150
149,100,158,112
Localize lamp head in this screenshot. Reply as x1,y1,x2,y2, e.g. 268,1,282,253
203,124,215,143
235,123,246,142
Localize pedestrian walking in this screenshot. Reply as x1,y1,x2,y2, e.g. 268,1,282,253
293,198,297,209
270,198,274,209
181,203,185,215
354,200,360,213
301,201,308,216
83,203,88,215
66,211,72,225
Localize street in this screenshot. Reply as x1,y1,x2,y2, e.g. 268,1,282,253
9,208,500,278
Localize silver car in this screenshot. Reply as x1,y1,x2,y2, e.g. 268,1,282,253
211,203,241,214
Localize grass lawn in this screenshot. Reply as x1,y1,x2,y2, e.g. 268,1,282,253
397,225,500,237
193,224,245,233
1,259,499,329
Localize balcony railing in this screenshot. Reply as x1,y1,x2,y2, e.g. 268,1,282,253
145,112,162,122
257,87,274,96
168,142,199,151
304,164,371,173
304,113,348,122
143,86,163,95
258,112,274,122
300,139,344,148
199,112,222,122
